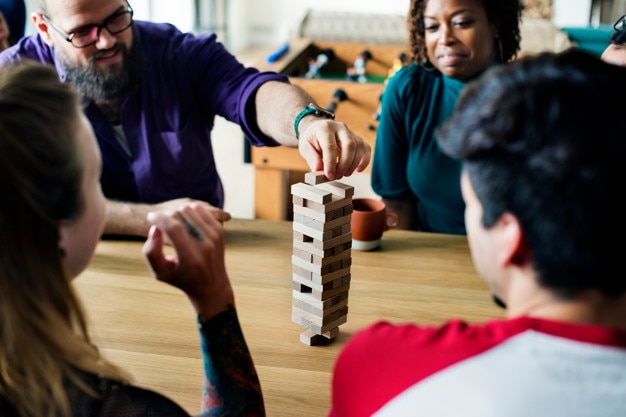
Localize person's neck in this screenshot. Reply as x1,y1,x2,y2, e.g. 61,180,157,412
0,38,9,52
504,272,626,330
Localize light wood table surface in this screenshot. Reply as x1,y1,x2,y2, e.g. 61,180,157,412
75,218,503,417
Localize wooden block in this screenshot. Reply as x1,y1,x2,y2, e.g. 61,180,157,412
292,212,316,227
293,240,326,258
324,327,340,339
313,231,352,251
294,240,349,260
329,259,343,272
292,264,312,279
292,309,348,334
304,171,329,185
300,329,323,345
293,271,351,294
327,274,352,289
311,266,351,285
329,207,348,221
292,291,349,316
291,255,326,275
292,195,304,206
292,297,348,318
311,248,351,267
292,231,308,243
292,305,348,327
312,281,351,301
293,204,329,223
292,247,313,263
292,280,311,293
291,183,332,204
292,273,324,292
292,221,333,241
292,290,349,309
299,328,338,345
293,212,351,232
332,240,352,254
305,194,352,213
323,214,352,231
293,204,350,223
316,181,355,198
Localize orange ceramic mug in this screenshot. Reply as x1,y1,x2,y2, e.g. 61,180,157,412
351,198,400,251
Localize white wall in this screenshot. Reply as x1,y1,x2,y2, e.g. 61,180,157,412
243,0,411,50
25,1,593,52
552,0,592,27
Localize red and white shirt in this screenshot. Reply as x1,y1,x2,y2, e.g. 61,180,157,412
329,316,626,416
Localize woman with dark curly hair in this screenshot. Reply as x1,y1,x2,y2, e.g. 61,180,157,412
371,0,521,235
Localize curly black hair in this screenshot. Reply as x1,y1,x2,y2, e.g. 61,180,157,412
407,0,522,64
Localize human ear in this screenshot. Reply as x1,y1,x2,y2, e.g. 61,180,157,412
494,212,528,268
32,12,54,46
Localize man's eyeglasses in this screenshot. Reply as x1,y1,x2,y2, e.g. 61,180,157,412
45,5,134,48
614,14,625,32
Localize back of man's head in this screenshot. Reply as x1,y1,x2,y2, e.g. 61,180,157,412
437,49,626,299
609,29,626,46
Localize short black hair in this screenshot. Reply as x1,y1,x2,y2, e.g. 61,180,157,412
437,49,626,299
609,27,626,46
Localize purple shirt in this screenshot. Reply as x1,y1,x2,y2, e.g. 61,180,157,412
0,21,288,207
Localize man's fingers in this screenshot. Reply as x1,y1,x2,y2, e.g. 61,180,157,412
208,206,232,222
298,119,371,180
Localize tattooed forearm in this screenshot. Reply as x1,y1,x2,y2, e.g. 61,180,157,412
198,307,265,416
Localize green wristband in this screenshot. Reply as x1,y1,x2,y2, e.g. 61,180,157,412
293,103,335,139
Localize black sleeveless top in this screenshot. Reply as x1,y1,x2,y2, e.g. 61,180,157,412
1,372,190,417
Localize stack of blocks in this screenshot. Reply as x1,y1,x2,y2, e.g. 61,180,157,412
290,171,354,346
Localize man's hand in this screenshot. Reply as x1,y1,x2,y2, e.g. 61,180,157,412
254,81,372,180
105,198,231,238
297,118,371,180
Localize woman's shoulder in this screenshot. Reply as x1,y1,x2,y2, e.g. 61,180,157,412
71,378,190,417
385,62,442,94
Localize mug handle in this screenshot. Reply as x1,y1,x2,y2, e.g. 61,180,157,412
384,211,400,231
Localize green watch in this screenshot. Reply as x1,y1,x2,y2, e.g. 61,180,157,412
294,103,335,139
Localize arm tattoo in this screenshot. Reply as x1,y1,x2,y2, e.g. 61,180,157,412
198,307,265,416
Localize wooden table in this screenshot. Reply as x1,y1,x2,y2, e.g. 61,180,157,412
249,39,408,220
75,219,503,417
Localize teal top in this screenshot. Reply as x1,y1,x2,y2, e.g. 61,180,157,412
371,63,468,235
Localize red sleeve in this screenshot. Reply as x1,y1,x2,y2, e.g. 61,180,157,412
329,319,521,417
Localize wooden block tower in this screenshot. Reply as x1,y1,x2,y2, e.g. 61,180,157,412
290,171,354,345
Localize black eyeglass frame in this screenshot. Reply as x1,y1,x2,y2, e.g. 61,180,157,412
614,14,625,32
44,4,134,48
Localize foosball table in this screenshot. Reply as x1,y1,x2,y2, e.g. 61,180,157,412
250,38,408,220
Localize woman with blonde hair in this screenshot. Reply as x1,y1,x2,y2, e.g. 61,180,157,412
0,62,264,416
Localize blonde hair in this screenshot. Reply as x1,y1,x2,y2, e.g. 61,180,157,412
0,62,129,417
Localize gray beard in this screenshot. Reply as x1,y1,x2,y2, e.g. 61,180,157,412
57,40,142,109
